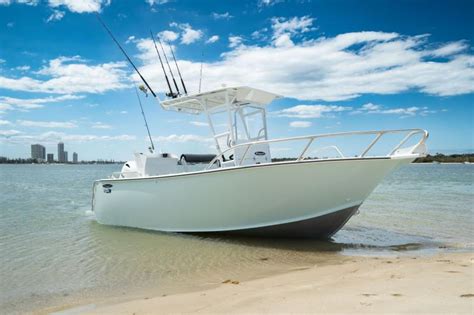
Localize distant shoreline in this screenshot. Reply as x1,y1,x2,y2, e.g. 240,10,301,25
1,153,472,164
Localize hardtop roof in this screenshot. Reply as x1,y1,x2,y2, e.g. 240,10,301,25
160,86,282,114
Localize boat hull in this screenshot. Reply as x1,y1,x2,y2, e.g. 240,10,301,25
92,157,413,238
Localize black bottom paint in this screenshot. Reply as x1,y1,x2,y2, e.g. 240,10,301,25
198,205,360,240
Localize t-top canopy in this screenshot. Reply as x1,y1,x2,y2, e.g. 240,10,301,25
160,86,282,114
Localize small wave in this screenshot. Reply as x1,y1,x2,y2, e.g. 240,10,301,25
84,210,95,218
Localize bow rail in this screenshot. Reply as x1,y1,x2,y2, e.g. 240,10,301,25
206,129,428,169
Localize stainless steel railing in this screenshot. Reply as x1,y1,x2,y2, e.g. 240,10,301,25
206,129,428,169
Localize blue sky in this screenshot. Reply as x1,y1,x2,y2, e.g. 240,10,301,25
0,0,473,160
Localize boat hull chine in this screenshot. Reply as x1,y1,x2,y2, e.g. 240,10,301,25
198,205,360,239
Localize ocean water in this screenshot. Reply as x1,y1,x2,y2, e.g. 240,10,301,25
0,163,472,313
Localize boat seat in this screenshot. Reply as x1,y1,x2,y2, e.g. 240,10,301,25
180,154,216,164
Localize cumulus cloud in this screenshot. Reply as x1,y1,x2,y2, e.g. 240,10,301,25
277,105,352,118
352,102,436,117
0,56,128,94
206,35,219,44
91,122,112,129
0,129,22,136
212,12,233,20
429,41,468,57
289,121,312,128
0,0,38,6
0,94,85,112
17,120,78,128
46,9,65,22
0,120,13,126
146,0,168,5
47,0,110,13
178,23,203,45
14,65,30,71
0,130,136,144
228,36,243,48
153,134,213,143
271,16,314,46
190,121,208,127
134,27,474,101
159,30,179,42
258,0,283,6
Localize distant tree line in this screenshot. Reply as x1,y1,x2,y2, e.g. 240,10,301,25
413,153,474,163
272,153,474,163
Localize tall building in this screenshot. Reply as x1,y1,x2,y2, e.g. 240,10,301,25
73,152,78,163
47,154,54,163
31,144,46,161
64,151,68,163
58,142,65,162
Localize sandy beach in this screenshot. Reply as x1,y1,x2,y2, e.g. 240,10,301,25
51,252,473,314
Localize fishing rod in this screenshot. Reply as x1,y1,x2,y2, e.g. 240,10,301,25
199,51,204,93
150,30,177,99
134,86,155,153
157,36,180,96
168,41,188,95
95,13,157,98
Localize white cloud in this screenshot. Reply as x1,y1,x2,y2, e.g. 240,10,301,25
159,30,179,42
14,65,30,71
120,110,128,114
17,120,78,128
229,36,243,48
153,134,212,143
353,102,437,117
173,23,203,45
46,9,65,22
0,131,136,144
0,120,12,126
206,35,219,44
125,35,135,44
134,24,474,101
277,105,352,118
212,12,233,20
258,0,283,6
0,56,128,94
0,0,38,5
430,41,468,57
47,0,110,13
289,121,312,128
190,121,208,127
7,22,14,28
271,16,314,37
0,94,84,111
271,16,315,47
91,122,112,129
0,129,22,136
146,0,168,5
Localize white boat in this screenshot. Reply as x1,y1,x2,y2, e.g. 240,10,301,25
92,86,428,238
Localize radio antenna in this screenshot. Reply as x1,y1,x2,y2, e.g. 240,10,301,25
157,37,180,96
134,86,155,153
168,41,188,95
150,30,177,98
95,14,157,98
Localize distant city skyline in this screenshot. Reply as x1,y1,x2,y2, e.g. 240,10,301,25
29,142,79,163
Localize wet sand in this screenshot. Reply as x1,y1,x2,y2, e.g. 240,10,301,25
56,252,473,314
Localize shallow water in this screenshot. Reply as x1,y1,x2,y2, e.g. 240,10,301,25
0,163,472,313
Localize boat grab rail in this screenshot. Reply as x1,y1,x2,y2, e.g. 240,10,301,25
206,129,428,169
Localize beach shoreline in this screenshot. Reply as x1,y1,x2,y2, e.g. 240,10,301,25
48,251,473,314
